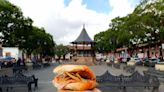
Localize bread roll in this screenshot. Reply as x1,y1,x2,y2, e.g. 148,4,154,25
52,65,97,91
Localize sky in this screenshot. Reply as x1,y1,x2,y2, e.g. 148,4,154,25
8,0,140,45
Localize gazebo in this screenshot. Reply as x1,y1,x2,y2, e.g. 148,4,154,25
71,25,95,64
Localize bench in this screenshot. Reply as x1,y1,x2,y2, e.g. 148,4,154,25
143,68,164,78
113,63,120,69
42,62,50,68
32,62,51,69
0,73,38,92
123,65,135,73
96,71,159,91
32,62,42,69
12,66,28,74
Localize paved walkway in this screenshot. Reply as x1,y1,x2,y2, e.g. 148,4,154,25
1,63,164,92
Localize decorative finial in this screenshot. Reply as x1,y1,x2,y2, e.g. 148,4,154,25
83,24,85,28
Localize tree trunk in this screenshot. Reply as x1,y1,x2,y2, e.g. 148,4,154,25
63,55,66,60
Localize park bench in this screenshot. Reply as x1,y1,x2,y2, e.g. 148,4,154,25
32,62,51,69
123,65,135,73
96,70,159,91
143,68,164,78
113,63,120,69
106,62,112,66
32,62,42,69
0,72,38,92
12,65,28,74
42,62,50,68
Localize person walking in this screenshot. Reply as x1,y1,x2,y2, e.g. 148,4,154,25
17,57,25,67
0,60,2,70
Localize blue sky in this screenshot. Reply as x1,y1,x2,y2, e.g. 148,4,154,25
64,0,140,14
64,0,111,13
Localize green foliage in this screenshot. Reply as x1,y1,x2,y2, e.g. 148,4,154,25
55,44,69,59
0,0,56,56
24,27,55,56
94,0,164,52
0,0,33,47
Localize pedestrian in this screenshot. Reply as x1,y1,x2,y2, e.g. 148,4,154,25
17,57,25,67
16,57,21,66
12,58,17,66
0,60,2,70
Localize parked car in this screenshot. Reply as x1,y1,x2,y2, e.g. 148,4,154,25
127,57,142,65
1,56,15,68
119,56,131,63
143,57,149,62
117,57,122,63
127,58,136,66
134,57,143,65
119,57,128,63
144,58,160,67
122,58,127,63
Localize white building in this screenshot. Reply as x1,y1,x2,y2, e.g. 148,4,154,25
0,47,22,60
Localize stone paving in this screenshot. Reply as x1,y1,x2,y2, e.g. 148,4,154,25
0,63,164,92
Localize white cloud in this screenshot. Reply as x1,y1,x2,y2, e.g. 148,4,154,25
8,0,139,45
109,0,135,19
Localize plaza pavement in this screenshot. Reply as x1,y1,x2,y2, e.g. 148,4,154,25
1,63,164,92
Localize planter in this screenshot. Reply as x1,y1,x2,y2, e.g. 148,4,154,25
127,61,135,66
155,62,164,71
26,62,33,66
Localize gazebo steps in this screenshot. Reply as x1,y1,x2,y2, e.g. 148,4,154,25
72,56,95,65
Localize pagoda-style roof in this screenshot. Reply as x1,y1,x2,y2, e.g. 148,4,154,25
72,25,94,44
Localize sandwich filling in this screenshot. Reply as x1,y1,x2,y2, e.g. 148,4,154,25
56,71,95,83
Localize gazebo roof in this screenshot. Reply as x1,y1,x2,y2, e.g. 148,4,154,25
71,25,94,44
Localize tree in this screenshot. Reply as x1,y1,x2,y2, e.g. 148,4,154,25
94,16,132,52
94,0,164,53
0,0,33,47
24,26,55,56
132,0,164,43
55,44,69,60
0,0,56,57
